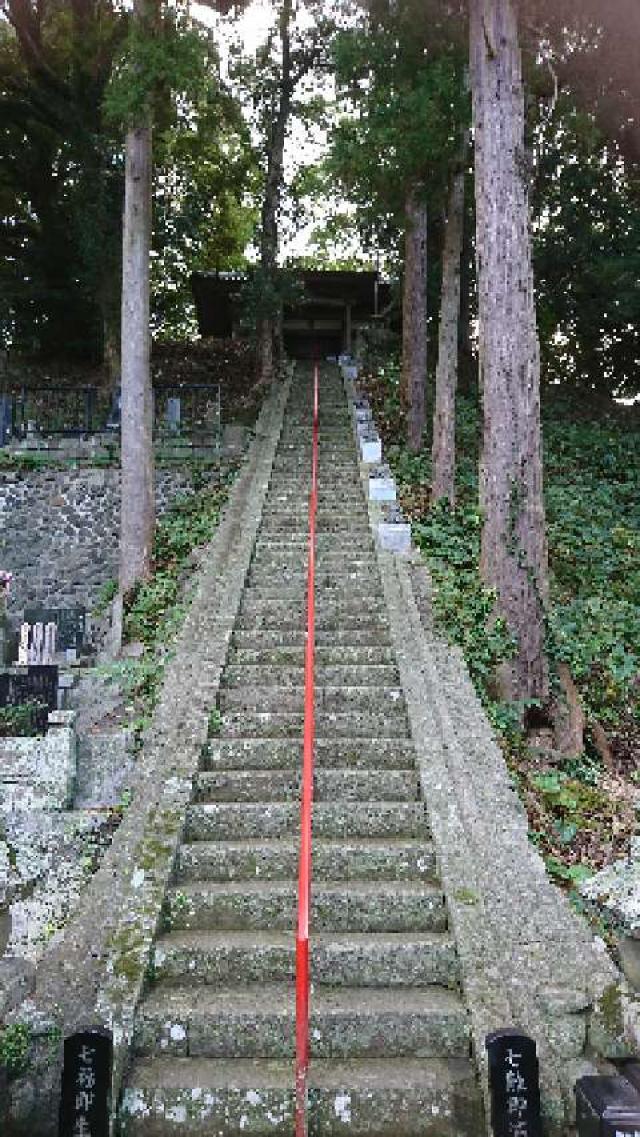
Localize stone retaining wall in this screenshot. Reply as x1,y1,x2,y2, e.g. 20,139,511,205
0,467,194,620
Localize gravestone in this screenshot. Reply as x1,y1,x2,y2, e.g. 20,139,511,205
166,396,181,434
58,1027,112,1137
24,606,85,652
486,1029,542,1137
575,1075,640,1136
105,387,121,431
0,394,12,446
17,623,29,665
44,621,57,663
29,621,44,665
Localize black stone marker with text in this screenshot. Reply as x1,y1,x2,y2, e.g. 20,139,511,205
58,1028,112,1137
486,1029,543,1137
575,1074,640,1136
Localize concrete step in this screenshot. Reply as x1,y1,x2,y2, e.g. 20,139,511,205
217,686,407,716
246,568,378,588
253,536,374,553
259,512,368,528
217,711,409,739
202,737,417,770
192,767,418,803
222,664,399,688
241,582,378,603
184,801,426,841
228,645,396,667
239,597,385,620
234,613,389,633
265,494,364,508
231,628,392,651
245,570,379,589
163,879,445,933
121,1055,482,1136
176,836,435,883
133,983,469,1060
152,928,458,987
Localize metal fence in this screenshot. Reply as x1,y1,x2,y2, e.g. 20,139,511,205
0,386,110,438
0,383,222,450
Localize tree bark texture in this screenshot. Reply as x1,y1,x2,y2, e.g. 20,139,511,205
431,166,465,505
469,0,549,703
402,186,428,454
257,0,293,384
119,121,154,593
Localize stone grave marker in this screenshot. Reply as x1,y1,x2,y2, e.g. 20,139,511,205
17,623,29,665
485,1029,542,1137
29,621,44,665
105,389,121,430
58,1027,112,1137
24,606,86,652
44,621,57,663
0,394,12,446
166,396,181,434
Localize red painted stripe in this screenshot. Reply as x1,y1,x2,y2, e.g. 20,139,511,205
295,362,319,1137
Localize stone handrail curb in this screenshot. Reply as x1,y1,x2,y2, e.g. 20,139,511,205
341,368,627,1136
9,369,292,1135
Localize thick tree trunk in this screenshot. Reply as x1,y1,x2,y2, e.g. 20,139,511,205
257,0,293,384
119,121,154,594
402,186,428,454
431,166,465,505
458,217,476,394
469,0,549,704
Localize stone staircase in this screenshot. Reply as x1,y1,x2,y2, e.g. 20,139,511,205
119,366,483,1135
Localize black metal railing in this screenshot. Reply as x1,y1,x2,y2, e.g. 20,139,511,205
0,386,110,437
0,383,222,449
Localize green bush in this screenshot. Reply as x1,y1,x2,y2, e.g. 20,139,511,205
0,701,47,737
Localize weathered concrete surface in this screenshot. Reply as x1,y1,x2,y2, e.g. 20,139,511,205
120,1056,482,1137
2,371,291,1135
0,710,76,812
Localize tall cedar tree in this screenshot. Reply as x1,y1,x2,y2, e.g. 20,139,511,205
329,16,467,450
232,0,329,383
0,0,125,362
431,144,466,503
469,0,549,705
119,0,157,593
